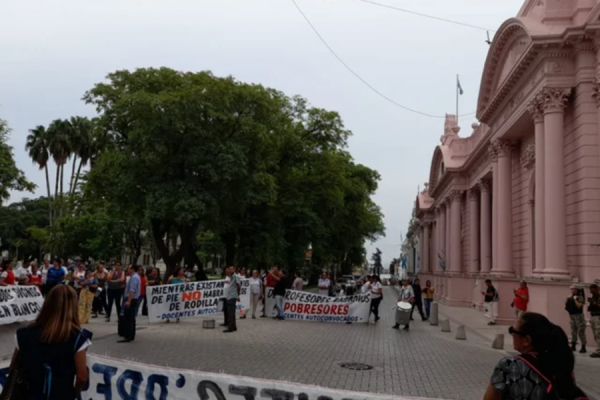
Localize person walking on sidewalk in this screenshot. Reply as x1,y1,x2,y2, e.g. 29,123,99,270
368,276,383,324
565,284,586,353
512,280,529,320
482,279,499,326
589,284,600,359
410,278,426,321
393,279,415,331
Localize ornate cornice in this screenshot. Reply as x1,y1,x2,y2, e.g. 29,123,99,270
520,142,535,170
540,87,571,114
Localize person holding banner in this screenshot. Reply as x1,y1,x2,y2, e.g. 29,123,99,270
318,272,330,296
166,267,186,323
224,265,241,333
0,260,16,286
273,270,288,320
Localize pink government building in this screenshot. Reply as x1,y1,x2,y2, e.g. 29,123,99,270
416,0,600,340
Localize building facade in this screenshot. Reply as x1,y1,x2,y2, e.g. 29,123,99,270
416,0,600,340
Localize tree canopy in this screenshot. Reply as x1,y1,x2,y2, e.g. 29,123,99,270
0,118,35,202
80,67,384,278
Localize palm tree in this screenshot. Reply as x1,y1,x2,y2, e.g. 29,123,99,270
25,125,53,225
47,119,72,218
69,117,94,195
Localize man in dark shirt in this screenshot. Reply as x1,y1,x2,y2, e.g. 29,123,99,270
410,278,427,321
273,270,287,320
481,279,498,325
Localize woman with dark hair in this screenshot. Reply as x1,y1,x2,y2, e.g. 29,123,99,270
484,312,587,400
7,285,91,399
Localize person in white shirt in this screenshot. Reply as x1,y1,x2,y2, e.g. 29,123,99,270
369,276,383,323
14,261,30,285
361,276,371,294
318,272,330,296
393,279,415,331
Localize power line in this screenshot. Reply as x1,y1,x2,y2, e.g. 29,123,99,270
356,0,496,32
290,0,476,119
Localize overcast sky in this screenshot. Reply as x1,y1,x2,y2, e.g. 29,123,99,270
0,0,523,265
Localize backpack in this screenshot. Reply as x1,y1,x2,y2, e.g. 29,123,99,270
515,354,588,400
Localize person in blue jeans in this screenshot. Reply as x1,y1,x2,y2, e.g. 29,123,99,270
273,270,288,320
423,280,434,319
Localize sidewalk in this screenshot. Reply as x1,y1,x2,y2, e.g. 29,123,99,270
437,302,600,399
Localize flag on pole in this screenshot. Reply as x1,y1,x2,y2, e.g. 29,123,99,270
438,253,446,271
457,76,464,95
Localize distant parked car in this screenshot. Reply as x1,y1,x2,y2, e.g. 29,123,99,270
335,276,357,295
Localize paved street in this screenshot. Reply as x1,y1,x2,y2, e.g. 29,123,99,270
1,287,597,400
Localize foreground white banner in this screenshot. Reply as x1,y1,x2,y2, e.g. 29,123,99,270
0,354,439,400
283,290,371,323
0,286,43,325
147,279,250,324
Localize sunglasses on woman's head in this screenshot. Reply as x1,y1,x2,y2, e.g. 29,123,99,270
508,326,526,336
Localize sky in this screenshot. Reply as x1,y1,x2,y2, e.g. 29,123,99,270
0,0,524,265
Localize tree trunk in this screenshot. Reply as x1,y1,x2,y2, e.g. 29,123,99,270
71,158,84,195
150,219,188,280
220,232,236,267
53,164,60,222
68,156,77,195
44,164,53,226
59,163,64,217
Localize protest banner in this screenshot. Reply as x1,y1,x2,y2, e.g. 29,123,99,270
0,286,43,325
264,287,277,317
283,290,371,323
0,354,438,400
147,279,250,323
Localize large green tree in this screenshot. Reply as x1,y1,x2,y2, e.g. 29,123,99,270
83,67,384,278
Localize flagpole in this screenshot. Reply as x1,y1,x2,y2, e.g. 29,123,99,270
456,74,459,126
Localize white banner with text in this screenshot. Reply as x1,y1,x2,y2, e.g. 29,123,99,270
0,354,435,400
264,289,370,323
0,286,43,325
147,279,250,323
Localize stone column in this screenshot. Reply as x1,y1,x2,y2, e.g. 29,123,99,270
422,222,430,274
493,139,514,275
445,198,452,269
449,191,462,273
489,144,499,271
434,208,440,271
468,188,480,273
439,205,446,269
527,97,545,275
479,180,491,273
542,87,571,277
